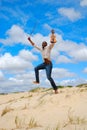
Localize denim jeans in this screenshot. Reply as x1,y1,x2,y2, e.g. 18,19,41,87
34,62,57,90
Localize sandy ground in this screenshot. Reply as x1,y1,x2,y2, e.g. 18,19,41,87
0,86,87,130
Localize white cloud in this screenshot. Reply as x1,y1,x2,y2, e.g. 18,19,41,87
31,33,87,63
56,55,73,63
0,25,28,45
43,23,52,30
0,24,49,47
52,68,76,79
0,71,4,80
54,38,87,63
32,33,50,45
83,67,87,73
0,71,37,93
1,25,87,64
19,49,38,61
16,71,35,80
0,50,38,73
69,44,87,62
80,0,87,6
60,78,87,86
58,7,81,22
0,68,86,93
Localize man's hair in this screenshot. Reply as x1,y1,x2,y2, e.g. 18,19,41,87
42,41,47,44
42,41,47,49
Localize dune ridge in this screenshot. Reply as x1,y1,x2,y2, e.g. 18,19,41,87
0,86,87,130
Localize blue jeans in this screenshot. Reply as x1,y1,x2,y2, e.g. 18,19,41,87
34,62,57,90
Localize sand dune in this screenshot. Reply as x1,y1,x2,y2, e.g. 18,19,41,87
0,86,87,130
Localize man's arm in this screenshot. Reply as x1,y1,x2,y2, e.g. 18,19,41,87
49,42,56,50
49,35,57,49
49,29,57,49
28,37,35,46
50,34,57,43
28,37,41,51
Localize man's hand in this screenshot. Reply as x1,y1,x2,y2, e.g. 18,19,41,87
28,37,31,41
28,37,35,46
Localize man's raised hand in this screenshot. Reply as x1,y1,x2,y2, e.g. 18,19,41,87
28,37,35,46
28,37,31,41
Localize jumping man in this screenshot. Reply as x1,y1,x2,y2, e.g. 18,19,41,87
28,30,58,94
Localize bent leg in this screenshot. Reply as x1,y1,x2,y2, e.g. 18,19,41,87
34,63,45,83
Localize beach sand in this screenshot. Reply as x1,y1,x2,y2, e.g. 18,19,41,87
0,86,87,130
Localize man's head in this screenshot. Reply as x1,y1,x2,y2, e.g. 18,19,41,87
42,41,47,49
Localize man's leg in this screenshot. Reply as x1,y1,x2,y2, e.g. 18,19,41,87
45,63,58,93
34,63,45,83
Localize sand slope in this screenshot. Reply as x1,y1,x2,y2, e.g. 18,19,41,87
0,87,87,130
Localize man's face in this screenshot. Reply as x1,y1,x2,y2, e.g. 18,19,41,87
42,41,47,48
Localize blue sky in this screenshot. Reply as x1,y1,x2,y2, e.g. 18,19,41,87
0,0,87,93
